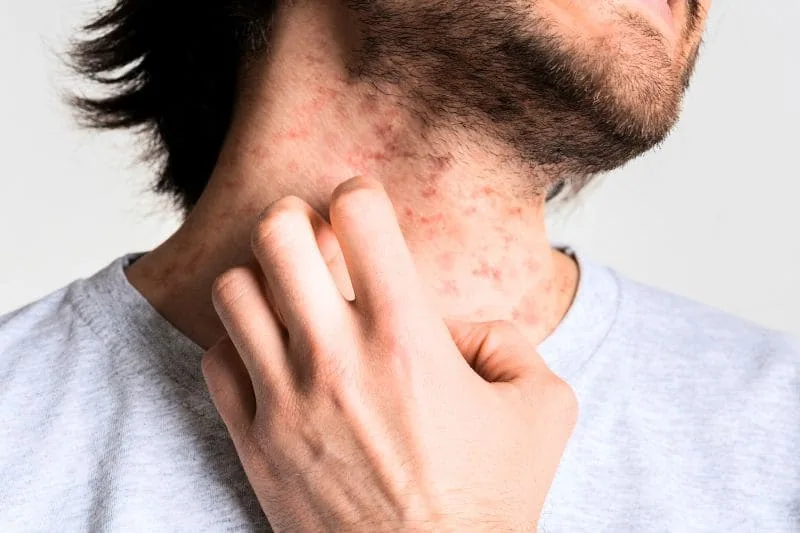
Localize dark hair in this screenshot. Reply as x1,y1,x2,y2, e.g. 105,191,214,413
70,1,278,213
71,1,572,210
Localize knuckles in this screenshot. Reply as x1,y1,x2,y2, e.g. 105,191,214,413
211,267,254,313
329,178,386,224
250,182,387,257
251,196,311,255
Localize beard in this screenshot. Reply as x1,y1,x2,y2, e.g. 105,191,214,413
344,0,704,192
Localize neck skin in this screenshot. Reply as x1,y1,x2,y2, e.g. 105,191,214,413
127,1,579,351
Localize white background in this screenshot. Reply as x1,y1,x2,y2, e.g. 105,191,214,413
1,0,798,334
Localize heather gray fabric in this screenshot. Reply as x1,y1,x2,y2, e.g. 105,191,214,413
1,252,798,532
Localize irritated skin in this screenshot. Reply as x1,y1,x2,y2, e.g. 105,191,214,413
121,0,711,530
126,2,580,352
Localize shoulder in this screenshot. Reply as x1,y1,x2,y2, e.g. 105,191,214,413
610,271,799,368
0,274,113,393
546,262,800,530
0,282,99,356
0,256,141,366
601,270,799,434
0,279,115,463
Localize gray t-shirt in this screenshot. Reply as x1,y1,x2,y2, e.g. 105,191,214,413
1,252,798,532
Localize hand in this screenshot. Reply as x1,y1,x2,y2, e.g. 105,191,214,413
202,176,578,532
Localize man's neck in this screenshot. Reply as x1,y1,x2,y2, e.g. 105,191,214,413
126,2,579,351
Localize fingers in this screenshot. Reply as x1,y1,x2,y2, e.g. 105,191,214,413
202,336,257,439
328,177,426,322
212,265,292,398
312,211,355,302
251,196,352,341
213,197,354,402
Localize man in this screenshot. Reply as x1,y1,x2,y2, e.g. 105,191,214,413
1,0,798,530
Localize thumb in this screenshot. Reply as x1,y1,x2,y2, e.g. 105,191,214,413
445,319,543,384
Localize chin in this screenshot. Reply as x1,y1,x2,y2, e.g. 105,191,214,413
346,0,708,175
513,0,708,172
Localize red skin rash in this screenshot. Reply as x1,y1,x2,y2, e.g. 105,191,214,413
220,179,238,192
371,123,418,161
429,155,453,173
295,87,340,115
469,185,498,200
512,293,543,327
471,258,504,286
420,214,446,225
444,225,461,241
437,253,456,271
271,127,311,143
323,132,338,146
372,123,396,141
524,257,541,274
404,207,415,218
366,150,391,162
345,140,417,167
441,280,460,296
490,268,503,283
334,99,349,120
304,53,325,66
359,96,379,114
245,143,268,161
472,260,492,279
289,128,310,140
421,186,438,198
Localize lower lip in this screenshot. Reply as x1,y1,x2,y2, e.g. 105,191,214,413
635,0,674,29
